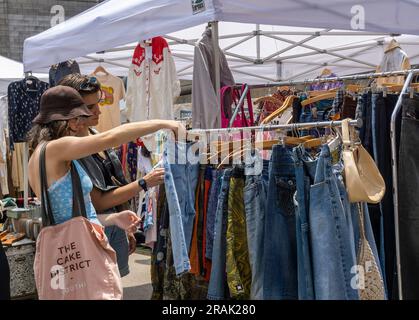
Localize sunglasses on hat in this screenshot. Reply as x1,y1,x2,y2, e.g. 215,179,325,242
80,76,99,91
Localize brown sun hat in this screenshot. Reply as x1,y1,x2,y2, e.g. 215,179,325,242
33,85,93,124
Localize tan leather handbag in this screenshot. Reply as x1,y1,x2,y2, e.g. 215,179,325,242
341,119,385,203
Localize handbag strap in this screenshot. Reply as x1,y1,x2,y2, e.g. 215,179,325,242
342,118,351,147
220,85,232,120
357,203,367,241
39,142,88,227
39,142,55,227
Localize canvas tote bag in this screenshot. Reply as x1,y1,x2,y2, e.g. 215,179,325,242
33,143,122,300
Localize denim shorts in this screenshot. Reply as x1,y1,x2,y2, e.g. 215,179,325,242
105,225,129,277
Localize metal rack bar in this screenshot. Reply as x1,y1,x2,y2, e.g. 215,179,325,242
210,21,221,128
189,118,362,134
232,69,419,89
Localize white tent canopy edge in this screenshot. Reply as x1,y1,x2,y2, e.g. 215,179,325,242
0,55,47,95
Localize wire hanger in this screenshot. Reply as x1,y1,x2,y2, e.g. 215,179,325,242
24,72,39,92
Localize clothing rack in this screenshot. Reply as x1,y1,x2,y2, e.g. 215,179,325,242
193,67,419,300
228,69,419,131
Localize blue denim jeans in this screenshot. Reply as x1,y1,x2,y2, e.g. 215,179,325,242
262,145,298,300
299,102,332,136
299,106,314,137
208,169,232,300
309,145,359,300
292,146,316,300
371,93,401,298
206,169,223,260
105,225,129,277
244,159,269,300
163,141,199,276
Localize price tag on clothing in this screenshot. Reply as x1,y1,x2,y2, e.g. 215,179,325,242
145,46,152,60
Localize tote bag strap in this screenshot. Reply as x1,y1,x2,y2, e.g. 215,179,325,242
229,86,247,126
39,142,88,226
39,142,56,227
69,161,88,219
220,85,232,121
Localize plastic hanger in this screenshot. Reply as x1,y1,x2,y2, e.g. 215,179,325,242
308,88,338,97
261,95,298,125
215,134,320,169
320,68,333,77
93,63,109,76
345,84,364,94
379,82,419,93
385,39,401,53
24,73,39,92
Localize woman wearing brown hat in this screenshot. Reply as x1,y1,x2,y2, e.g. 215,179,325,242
27,85,185,234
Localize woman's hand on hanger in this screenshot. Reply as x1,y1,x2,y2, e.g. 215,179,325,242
164,120,187,141
142,168,165,188
108,210,141,233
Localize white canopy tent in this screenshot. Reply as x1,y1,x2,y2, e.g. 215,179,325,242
28,27,419,84
23,0,419,83
0,55,47,96
0,56,23,96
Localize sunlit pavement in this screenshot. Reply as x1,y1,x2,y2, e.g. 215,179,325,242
121,248,152,300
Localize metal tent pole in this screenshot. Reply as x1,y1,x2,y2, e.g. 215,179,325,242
210,21,221,128
256,24,261,62
23,143,29,208
390,70,417,300
23,72,30,209
189,118,362,134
